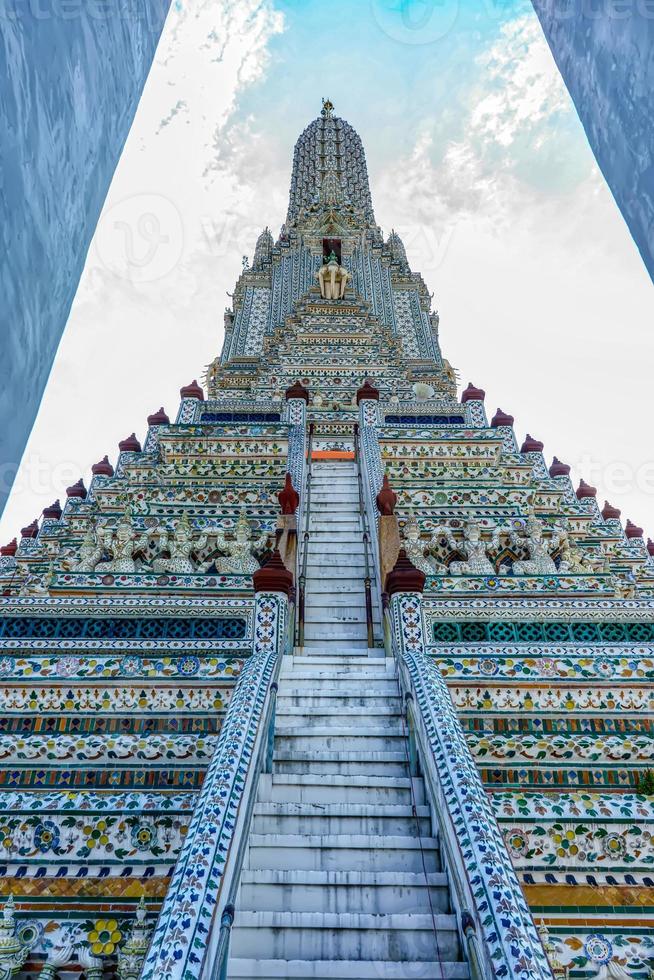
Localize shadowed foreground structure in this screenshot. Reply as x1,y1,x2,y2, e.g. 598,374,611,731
532,1,654,284
0,0,171,515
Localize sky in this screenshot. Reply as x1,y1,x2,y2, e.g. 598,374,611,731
2,0,654,541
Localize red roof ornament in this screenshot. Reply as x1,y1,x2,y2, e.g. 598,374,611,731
356,379,380,404
625,519,644,539
647,538,654,557
42,500,62,520
66,479,87,499
576,479,597,500
180,380,204,401
601,501,621,521
285,381,309,403
147,407,170,426
549,457,570,478
92,456,114,477
252,549,294,596
521,434,544,453
376,474,397,516
461,382,485,403
386,549,426,596
20,520,39,539
119,433,141,454
491,408,514,428
278,473,299,515
0,539,17,557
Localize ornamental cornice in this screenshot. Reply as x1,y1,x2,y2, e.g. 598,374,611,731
0,595,255,618
423,596,654,620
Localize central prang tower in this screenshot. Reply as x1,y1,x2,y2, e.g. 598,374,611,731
207,97,453,405
0,102,652,980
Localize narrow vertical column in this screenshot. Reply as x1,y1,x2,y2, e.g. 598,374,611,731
285,395,308,496
461,383,487,427
357,385,384,589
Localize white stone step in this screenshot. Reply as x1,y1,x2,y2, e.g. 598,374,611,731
302,578,371,594
308,519,361,530
305,551,367,564
310,479,357,486
277,693,397,710
304,632,368,649
281,663,393,676
275,722,403,735
273,750,407,776
279,671,394,688
305,597,379,613
300,623,377,637
303,638,371,650
266,774,419,804
303,609,370,627
306,554,367,567
245,834,439,873
307,531,365,543
229,911,460,962
310,484,358,493
290,649,384,661
302,609,370,624
311,471,356,479
238,869,448,913
274,730,405,753
275,707,399,729
310,483,358,490
251,803,430,837
228,959,469,979
278,687,392,701
311,495,360,506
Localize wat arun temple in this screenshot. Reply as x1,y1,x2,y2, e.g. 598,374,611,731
0,101,652,980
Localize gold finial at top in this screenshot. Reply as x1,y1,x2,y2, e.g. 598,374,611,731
321,98,334,117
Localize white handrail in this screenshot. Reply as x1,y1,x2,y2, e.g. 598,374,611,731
388,593,554,980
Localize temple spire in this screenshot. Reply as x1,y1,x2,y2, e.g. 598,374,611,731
286,104,376,228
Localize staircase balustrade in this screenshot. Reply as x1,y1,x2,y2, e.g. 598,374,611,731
297,422,314,647
356,410,552,978
353,422,375,648
387,592,554,980
140,590,290,980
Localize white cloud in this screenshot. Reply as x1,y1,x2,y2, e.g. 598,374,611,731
374,16,654,533
470,15,570,148
0,0,284,541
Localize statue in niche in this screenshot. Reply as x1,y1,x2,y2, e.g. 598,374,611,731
213,508,270,575
317,250,349,300
152,514,209,575
18,568,50,596
509,511,564,576
437,519,501,576
95,507,150,574
558,531,593,574
67,520,104,572
0,896,28,977
402,512,448,575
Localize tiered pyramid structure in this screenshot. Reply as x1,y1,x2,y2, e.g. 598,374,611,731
0,100,652,979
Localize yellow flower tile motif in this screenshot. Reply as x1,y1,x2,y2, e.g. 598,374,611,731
88,918,122,956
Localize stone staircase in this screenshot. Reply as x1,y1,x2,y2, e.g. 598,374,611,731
226,461,469,979
303,459,380,650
